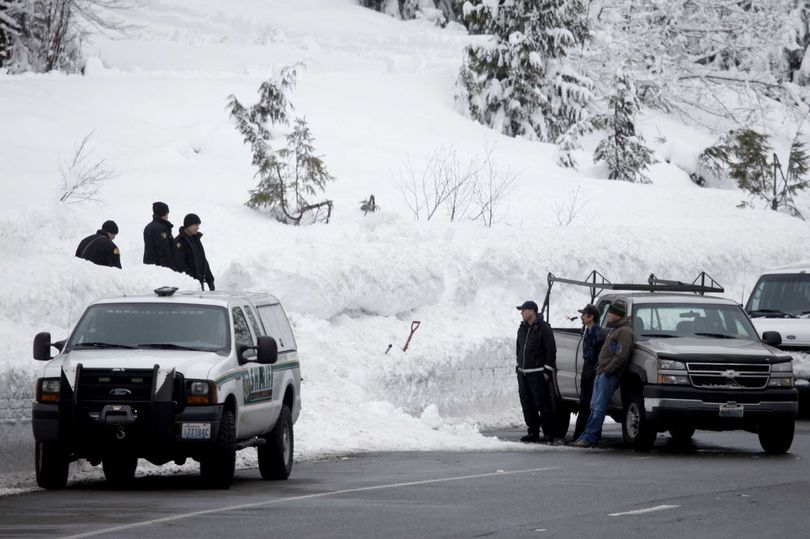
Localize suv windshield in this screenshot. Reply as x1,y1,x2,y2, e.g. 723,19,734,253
66,303,230,353
746,273,810,318
634,303,758,340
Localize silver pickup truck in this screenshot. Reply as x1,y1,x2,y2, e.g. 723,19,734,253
545,273,799,453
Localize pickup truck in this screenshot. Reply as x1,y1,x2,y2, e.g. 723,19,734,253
31,287,301,489
546,273,798,453
744,266,810,415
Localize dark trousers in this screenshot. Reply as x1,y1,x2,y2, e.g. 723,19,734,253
517,372,553,437
573,366,596,441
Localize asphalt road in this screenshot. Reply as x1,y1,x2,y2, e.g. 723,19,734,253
1,421,809,538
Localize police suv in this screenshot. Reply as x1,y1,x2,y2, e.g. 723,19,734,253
31,287,301,489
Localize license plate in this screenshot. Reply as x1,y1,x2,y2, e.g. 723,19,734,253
181,423,211,439
719,403,744,418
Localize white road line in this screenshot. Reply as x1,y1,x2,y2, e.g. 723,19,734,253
609,504,680,517
60,466,559,539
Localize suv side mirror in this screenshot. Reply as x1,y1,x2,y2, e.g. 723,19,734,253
257,336,279,365
33,332,54,361
762,331,782,347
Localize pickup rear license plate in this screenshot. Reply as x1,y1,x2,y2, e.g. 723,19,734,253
181,423,211,439
719,403,744,418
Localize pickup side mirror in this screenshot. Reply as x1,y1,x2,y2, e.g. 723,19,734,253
762,331,782,347
257,336,279,365
33,332,54,361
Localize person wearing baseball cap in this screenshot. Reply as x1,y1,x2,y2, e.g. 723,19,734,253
515,299,557,443
573,300,633,448
571,304,604,442
75,220,121,268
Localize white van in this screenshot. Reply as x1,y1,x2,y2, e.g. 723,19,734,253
31,287,301,489
745,267,810,413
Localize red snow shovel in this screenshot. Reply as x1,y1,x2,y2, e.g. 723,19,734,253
402,320,421,352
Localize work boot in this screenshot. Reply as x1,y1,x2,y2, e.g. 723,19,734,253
520,433,540,443
571,438,596,448
539,435,556,444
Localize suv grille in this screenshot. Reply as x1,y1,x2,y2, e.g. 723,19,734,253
686,362,770,390
77,368,154,406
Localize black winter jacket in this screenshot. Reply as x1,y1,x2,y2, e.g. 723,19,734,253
175,228,215,290
75,231,121,268
143,216,176,270
516,317,557,374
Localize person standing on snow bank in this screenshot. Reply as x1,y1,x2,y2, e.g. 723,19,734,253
175,213,215,291
143,201,177,270
572,300,633,448
515,300,557,444
75,220,121,268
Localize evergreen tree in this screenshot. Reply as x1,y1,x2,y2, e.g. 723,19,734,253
229,66,334,225
785,0,810,85
593,67,654,183
457,0,592,142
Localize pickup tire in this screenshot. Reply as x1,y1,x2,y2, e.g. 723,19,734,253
35,441,69,490
622,393,656,451
259,405,293,480
758,419,794,454
102,454,138,487
200,410,236,489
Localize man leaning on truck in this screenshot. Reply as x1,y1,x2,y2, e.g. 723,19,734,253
515,300,557,443
572,300,633,448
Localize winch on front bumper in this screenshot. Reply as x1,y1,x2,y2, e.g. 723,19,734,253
31,364,222,460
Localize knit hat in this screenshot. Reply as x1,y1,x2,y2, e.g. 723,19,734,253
152,201,170,217
101,220,119,234
607,300,627,317
183,213,201,227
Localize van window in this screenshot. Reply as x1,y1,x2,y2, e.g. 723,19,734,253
257,305,296,352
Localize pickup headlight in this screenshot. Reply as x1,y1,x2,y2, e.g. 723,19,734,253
768,377,794,387
657,358,688,385
771,361,793,373
35,378,60,403
185,380,218,405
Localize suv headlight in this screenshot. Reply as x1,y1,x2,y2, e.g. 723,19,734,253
657,358,688,385
771,361,793,373
36,378,60,403
185,380,218,405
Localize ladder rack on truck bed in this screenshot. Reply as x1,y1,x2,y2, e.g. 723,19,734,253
540,270,724,322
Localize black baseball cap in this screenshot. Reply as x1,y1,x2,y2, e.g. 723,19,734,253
578,304,599,318
516,300,538,312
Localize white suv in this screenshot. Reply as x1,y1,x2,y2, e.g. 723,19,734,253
31,287,301,489
746,267,810,413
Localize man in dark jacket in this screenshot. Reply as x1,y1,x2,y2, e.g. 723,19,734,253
515,300,557,443
175,213,215,290
75,220,121,268
573,300,634,448
571,304,604,442
143,201,176,270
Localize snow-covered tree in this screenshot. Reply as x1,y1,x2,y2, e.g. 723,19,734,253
359,0,462,25
593,67,654,183
2,0,131,73
785,0,810,86
457,0,592,142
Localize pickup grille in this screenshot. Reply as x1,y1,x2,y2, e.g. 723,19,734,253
686,362,770,390
76,368,154,408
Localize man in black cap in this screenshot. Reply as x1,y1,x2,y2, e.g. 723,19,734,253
175,213,215,290
75,220,121,268
515,300,557,443
143,201,177,270
573,300,634,448
571,304,604,442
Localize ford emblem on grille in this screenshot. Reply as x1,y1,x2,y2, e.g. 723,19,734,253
724,370,738,380
110,388,132,396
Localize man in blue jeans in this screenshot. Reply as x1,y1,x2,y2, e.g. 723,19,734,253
572,300,633,448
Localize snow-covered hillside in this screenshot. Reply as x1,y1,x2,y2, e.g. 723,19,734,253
1,0,808,487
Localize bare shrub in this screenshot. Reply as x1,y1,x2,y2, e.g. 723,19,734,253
469,147,518,227
553,185,588,227
58,131,118,204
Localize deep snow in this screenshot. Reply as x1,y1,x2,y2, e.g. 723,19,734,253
1,0,809,491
